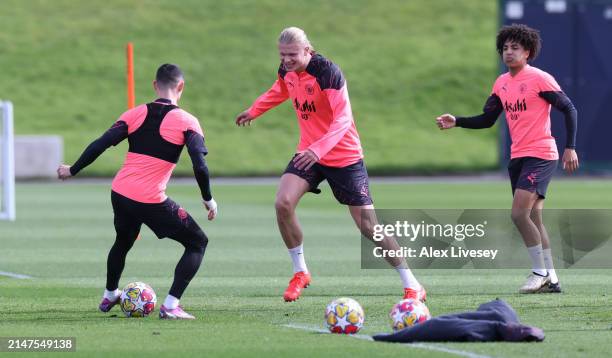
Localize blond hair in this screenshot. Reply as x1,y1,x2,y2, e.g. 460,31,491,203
278,27,314,51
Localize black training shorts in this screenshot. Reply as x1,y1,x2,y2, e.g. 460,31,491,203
284,156,373,206
508,157,557,199
111,191,205,243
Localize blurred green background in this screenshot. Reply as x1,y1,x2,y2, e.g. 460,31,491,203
0,0,499,176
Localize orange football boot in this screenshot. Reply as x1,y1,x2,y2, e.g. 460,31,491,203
283,271,311,302
403,286,427,302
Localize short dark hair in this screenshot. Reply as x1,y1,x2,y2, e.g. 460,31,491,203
156,63,184,88
496,24,541,61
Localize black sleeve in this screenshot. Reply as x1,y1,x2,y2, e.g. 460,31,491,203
455,94,503,129
539,91,578,149
185,130,212,201
70,121,128,175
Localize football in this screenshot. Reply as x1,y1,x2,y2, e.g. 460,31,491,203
325,297,365,334
120,282,157,318
389,298,431,331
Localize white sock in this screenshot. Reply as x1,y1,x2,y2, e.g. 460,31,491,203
288,244,308,273
527,244,547,276
542,248,559,283
103,289,120,300
395,264,420,289
163,295,180,309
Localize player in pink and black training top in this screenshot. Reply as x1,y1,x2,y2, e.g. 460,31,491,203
57,64,217,319
235,27,426,302
436,24,579,294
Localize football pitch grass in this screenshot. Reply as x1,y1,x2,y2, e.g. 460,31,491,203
1,179,611,357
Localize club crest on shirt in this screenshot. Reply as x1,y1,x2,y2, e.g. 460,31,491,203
519,83,528,94
305,84,314,95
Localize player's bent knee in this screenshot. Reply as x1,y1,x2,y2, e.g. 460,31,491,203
510,210,530,225
179,228,208,255
275,196,295,216
194,230,208,254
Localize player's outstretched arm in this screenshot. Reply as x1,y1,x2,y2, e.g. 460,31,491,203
437,95,503,131
236,77,289,127
57,121,128,180
185,130,217,220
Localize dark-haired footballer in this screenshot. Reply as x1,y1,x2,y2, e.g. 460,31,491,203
235,27,426,303
436,24,579,293
57,64,217,319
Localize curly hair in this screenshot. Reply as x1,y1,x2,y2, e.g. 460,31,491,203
496,24,541,61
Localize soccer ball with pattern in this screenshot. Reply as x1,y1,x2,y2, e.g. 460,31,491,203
325,297,365,334
389,298,430,331
120,282,157,318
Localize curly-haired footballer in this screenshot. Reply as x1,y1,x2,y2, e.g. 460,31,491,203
436,24,579,294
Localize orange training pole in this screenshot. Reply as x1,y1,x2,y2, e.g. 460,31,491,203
126,42,135,109
127,43,139,241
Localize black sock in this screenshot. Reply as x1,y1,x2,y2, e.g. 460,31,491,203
106,237,136,290
169,246,205,298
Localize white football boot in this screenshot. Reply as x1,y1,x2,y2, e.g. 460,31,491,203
519,272,550,294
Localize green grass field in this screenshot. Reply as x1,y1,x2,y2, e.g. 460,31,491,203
0,0,499,175
1,180,611,357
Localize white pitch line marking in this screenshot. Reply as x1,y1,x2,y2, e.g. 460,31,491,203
0,271,32,279
283,323,493,358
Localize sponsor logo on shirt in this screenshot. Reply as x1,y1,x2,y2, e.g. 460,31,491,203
294,98,316,120
504,98,527,121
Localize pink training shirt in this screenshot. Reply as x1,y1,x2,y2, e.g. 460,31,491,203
111,101,204,203
492,65,560,160
247,53,363,168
